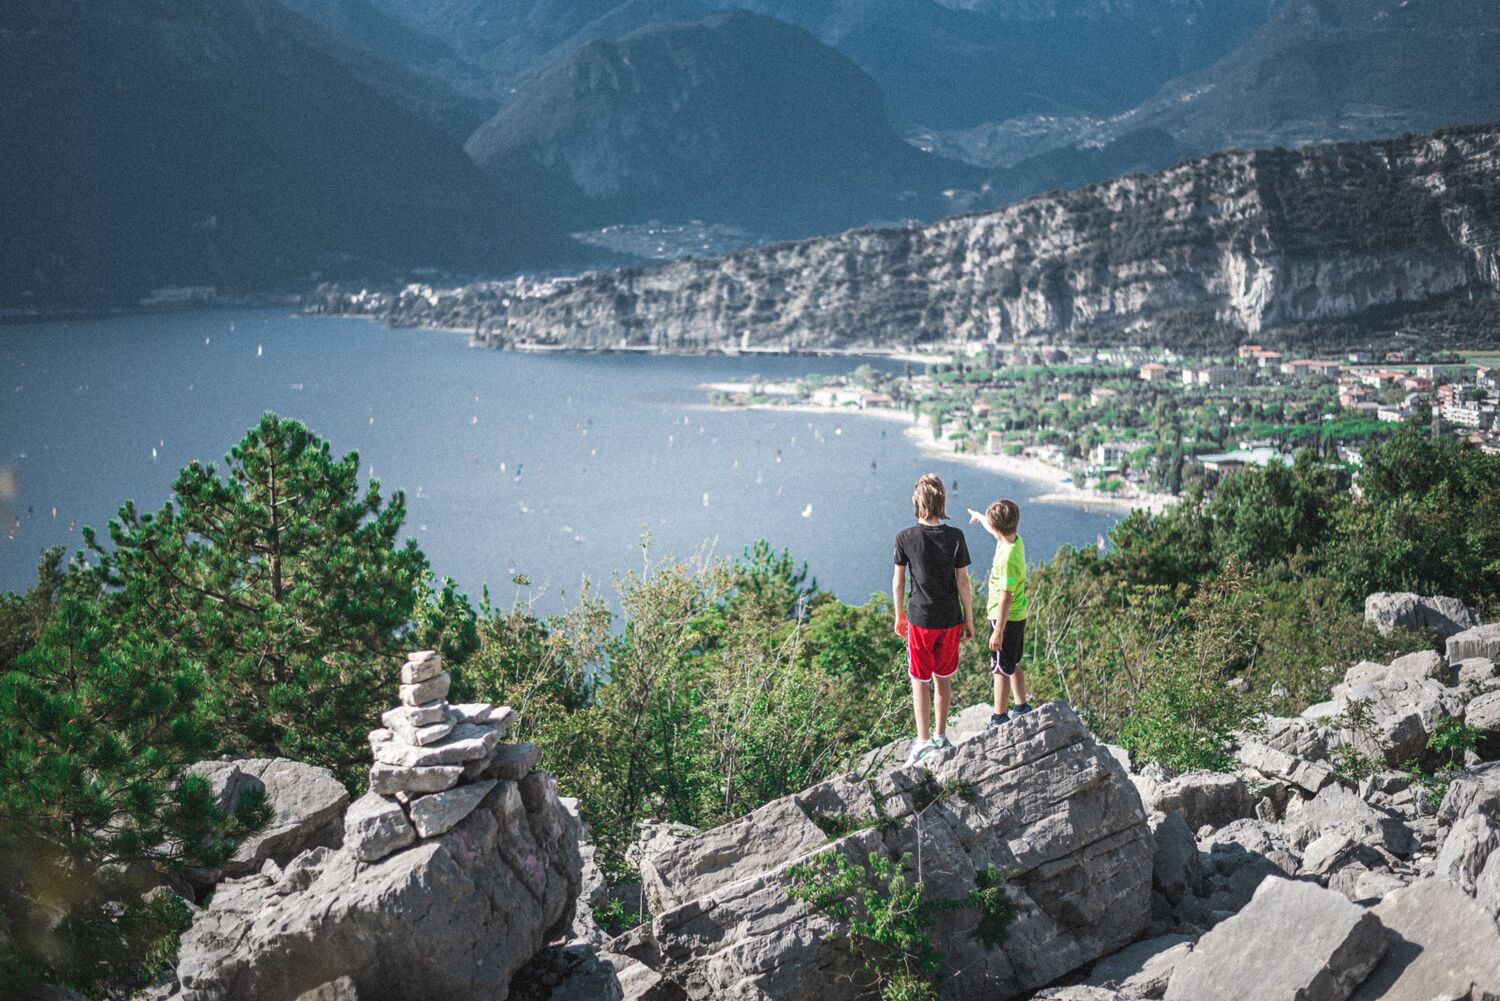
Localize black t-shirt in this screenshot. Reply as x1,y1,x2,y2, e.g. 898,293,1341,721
893,523,971,629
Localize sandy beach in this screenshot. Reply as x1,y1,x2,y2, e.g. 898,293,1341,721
704,393,1177,514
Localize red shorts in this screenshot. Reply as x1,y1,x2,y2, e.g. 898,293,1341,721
906,623,962,681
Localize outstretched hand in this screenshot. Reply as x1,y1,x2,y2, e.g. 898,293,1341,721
966,507,984,525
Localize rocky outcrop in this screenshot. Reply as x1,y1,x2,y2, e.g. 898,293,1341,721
185,757,349,879
616,702,1154,1001
1448,622,1500,664
171,653,582,1001
366,122,1500,352
1163,877,1387,1001
1351,878,1500,1001
1363,592,1479,639
1132,768,1253,833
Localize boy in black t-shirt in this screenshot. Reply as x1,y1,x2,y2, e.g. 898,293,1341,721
893,474,974,766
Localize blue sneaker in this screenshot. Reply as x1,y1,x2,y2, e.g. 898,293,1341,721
986,711,1010,730
1011,703,1035,718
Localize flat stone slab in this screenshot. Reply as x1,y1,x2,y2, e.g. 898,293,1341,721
384,701,448,728
399,671,451,707
449,703,493,724
369,763,463,796
1087,934,1193,999
343,791,416,863
401,653,443,685
488,742,542,781
372,723,498,768
387,713,456,747
1165,876,1386,1001
1352,877,1500,1001
409,780,498,838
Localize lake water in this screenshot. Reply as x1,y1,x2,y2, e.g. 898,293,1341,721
0,309,1117,608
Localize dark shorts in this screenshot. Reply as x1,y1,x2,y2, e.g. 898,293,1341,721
906,623,962,682
989,618,1026,676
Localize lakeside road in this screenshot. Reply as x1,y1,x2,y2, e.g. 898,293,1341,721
700,392,1177,515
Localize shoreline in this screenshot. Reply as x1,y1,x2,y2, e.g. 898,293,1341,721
335,313,963,360
705,397,1176,514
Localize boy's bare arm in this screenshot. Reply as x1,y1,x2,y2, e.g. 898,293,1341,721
967,508,1003,540
957,567,975,639
892,565,908,635
991,590,1013,645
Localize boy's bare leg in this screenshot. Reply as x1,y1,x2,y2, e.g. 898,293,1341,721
993,672,1011,714
911,679,932,741
934,674,952,736
1012,669,1028,707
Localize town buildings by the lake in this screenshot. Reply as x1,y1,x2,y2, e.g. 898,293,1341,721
712,341,1500,505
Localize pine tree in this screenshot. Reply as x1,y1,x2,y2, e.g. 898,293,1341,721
0,576,251,996
84,413,427,784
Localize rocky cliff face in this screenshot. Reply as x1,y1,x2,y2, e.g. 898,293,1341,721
605,702,1155,1001
452,122,1500,351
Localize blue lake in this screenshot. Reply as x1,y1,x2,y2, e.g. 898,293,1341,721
0,309,1118,608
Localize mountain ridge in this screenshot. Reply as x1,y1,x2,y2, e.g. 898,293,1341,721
464,11,982,236
374,121,1500,351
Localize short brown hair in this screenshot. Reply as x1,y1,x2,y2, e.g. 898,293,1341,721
912,474,948,521
987,499,1020,535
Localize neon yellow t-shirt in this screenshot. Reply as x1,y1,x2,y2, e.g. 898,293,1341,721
986,535,1027,622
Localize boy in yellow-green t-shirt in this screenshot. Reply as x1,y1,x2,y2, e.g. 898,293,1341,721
968,499,1029,729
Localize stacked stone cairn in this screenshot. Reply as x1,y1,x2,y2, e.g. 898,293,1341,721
342,650,541,863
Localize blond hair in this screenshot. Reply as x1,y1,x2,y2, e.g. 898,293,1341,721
987,499,1020,535
912,474,948,521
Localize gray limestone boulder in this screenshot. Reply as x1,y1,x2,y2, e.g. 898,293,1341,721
1084,934,1194,999
1150,812,1203,906
510,945,624,1001
408,779,496,838
1433,812,1500,895
1477,849,1500,920
1134,769,1252,833
1458,657,1500,685
186,758,350,879
1351,877,1500,1001
1287,784,1415,857
1364,592,1479,638
1234,717,1337,796
1448,622,1500,664
1385,649,1447,682
623,703,1153,1001
341,792,415,863
1466,690,1500,758
294,977,359,1001
1330,677,1462,768
1436,760,1500,828
1164,876,1386,1001
174,771,582,1001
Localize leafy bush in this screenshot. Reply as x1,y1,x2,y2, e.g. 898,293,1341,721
788,850,1015,1001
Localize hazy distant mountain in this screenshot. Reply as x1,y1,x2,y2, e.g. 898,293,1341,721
272,0,495,136
0,0,574,307
362,0,1276,130
925,0,1500,209
464,12,982,234
1112,0,1500,152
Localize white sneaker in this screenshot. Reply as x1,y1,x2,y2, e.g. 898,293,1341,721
930,734,953,751
904,739,933,767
